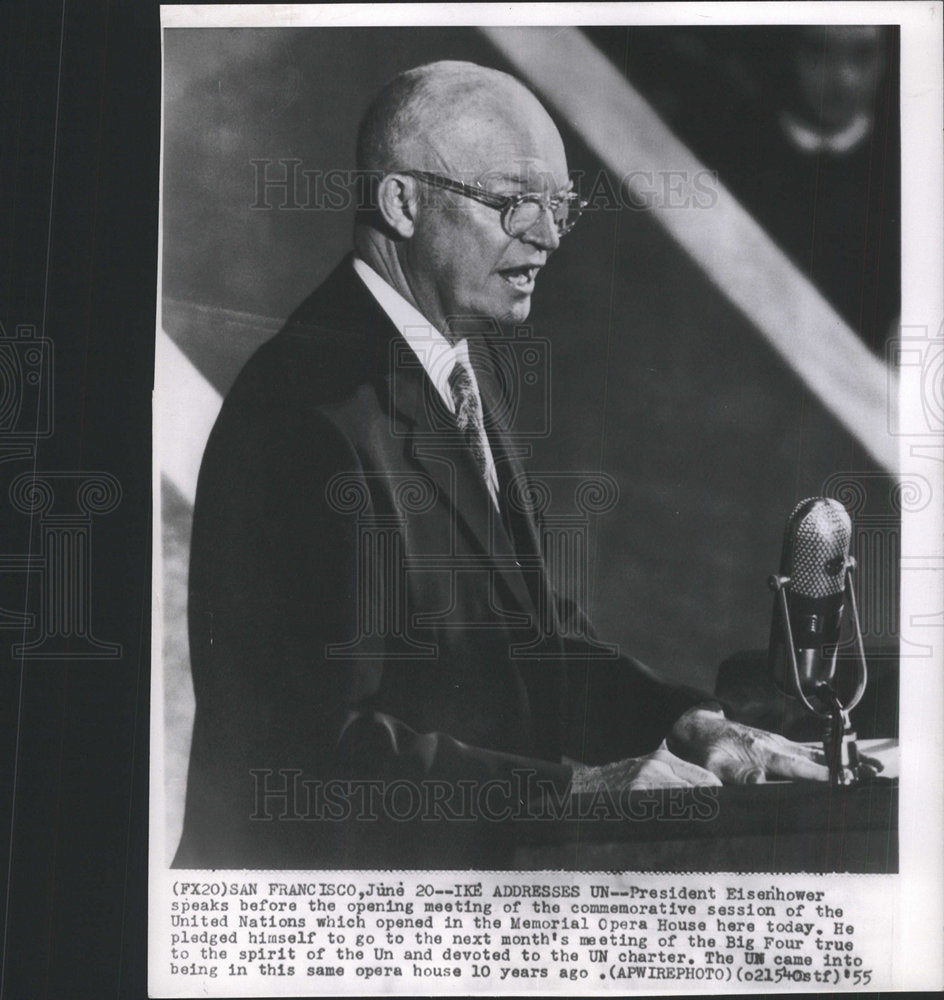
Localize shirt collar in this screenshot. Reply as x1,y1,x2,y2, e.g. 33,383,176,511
780,110,872,156
353,256,471,413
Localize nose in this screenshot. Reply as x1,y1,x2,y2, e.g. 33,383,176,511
521,205,560,252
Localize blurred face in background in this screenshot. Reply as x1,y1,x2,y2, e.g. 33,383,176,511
790,26,885,130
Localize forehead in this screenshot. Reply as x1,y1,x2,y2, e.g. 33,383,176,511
435,96,569,190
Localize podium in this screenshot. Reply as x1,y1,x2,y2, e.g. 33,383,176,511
514,644,899,873
513,772,897,873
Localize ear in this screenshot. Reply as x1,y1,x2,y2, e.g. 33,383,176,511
375,173,420,239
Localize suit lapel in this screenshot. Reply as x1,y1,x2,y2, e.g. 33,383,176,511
475,341,567,757
386,344,538,618
281,257,541,619
474,338,560,621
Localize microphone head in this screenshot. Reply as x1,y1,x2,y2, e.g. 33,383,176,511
769,497,853,702
780,497,852,598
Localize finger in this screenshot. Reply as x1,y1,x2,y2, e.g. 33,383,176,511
733,764,766,785
858,753,884,773
701,752,767,785
762,734,825,761
745,730,829,768
762,749,831,782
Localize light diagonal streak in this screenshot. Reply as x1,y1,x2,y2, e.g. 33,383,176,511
155,328,222,506
481,26,898,473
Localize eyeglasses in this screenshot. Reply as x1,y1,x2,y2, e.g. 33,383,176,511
405,170,586,238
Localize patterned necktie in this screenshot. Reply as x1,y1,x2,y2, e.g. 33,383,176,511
448,360,500,511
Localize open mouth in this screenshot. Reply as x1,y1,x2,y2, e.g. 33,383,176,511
499,265,540,291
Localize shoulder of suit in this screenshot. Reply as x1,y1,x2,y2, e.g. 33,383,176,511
229,299,379,410
218,332,377,446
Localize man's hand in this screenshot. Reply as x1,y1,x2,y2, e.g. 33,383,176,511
569,706,885,793
666,705,831,783
569,744,722,794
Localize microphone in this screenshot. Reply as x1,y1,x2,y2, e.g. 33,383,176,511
767,497,868,784
768,497,852,702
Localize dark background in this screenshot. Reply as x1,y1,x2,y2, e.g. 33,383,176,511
1,4,156,998
1,6,900,999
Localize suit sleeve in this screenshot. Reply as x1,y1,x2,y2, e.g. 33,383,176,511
554,590,717,765
186,381,570,828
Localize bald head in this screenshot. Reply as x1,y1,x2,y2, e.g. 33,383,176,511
356,60,563,180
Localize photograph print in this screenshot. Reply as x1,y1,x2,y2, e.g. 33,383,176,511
155,19,903,874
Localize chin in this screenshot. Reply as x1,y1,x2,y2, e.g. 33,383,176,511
466,288,533,325
498,299,533,324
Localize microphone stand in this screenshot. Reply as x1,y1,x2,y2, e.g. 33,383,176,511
768,557,869,785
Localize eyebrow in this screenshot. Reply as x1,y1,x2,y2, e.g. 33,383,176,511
482,172,574,194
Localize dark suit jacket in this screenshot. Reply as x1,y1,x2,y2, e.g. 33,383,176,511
174,257,708,869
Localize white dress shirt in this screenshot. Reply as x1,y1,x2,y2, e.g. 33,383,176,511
352,257,501,509
780,110,872,156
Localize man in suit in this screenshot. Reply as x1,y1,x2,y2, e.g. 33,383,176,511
174,60,830,870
